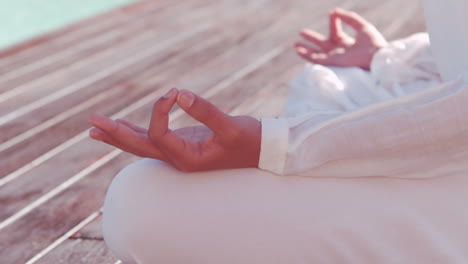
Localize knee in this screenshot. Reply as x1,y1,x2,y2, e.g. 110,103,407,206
102,159,177,262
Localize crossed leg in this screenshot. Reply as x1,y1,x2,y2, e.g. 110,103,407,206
102,158,468,264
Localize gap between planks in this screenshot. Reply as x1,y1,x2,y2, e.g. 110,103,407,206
0,0,283,154
0,22,213,125
0,0,289,188
0,0,168,69
0,0,173,84
25,210,103,264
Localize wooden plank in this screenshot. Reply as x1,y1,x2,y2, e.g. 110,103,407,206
0,0,271,82
3,0,278,134
0,0,169,71
0,3,308,258
0,20,249,220
0,24,215,151
1,0,326,178
0,0,280,179
71,214,105,240
0,0,279,138
0,0,298,179
32,29,338,259
35,239,117,264
30,49,303,264
0,4,301,235
0,0,206,92
0,1,219,112
0,154,136,263
7,47,303,264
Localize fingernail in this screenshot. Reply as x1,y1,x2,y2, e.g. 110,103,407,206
297,47,308,54
101,118,118,131
163,88,177,99
89,128,102,140
178,90,195,108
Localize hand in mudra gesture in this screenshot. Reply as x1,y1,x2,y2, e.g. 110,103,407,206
295,8,387,70
89,89,261,172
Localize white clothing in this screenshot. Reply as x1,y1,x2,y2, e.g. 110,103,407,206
422,0,468,82
103,0,468,262
261,46,468,177
102,33,468,263
259,0,468,177
103,159,468,264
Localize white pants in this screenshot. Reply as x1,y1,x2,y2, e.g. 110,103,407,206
102,158,468,264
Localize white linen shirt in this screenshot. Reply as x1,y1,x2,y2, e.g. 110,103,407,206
259,31,468,177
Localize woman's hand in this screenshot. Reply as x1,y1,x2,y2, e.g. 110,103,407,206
295,8,387,70
89,88,261,172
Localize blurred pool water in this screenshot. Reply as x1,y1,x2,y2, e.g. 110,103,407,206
0,0,138,49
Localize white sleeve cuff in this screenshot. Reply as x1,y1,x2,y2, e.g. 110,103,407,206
258,118,289,175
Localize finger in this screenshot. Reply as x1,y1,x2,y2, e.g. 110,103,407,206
90,115,166,159
329,9,343,42
90,127,127,149
147,88,195,168
89,127,145,156
295,43,331,65
147,87,186,156
332,8,370,32
89,127,108,141
300,29,331,50
89,114,119,134
90,115,140,144
295,42,320,54
329,9,353,44
296,43,347,66
148,88,179,137
176,89,236,139
116,119,147,133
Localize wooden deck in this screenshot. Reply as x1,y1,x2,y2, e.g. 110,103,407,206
0,0,425,263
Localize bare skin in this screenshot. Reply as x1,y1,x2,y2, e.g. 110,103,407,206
89,9,387,172
89,89,261,172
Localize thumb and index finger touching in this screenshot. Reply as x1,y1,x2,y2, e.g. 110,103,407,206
148,88,236,150
298,8,370,53
176,89,236,139
330,8,370,34
307,8,372,45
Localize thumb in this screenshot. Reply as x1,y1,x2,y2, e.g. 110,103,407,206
329,10,353,44
331,8,369,32
329,10,343,42
177,90,236,137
